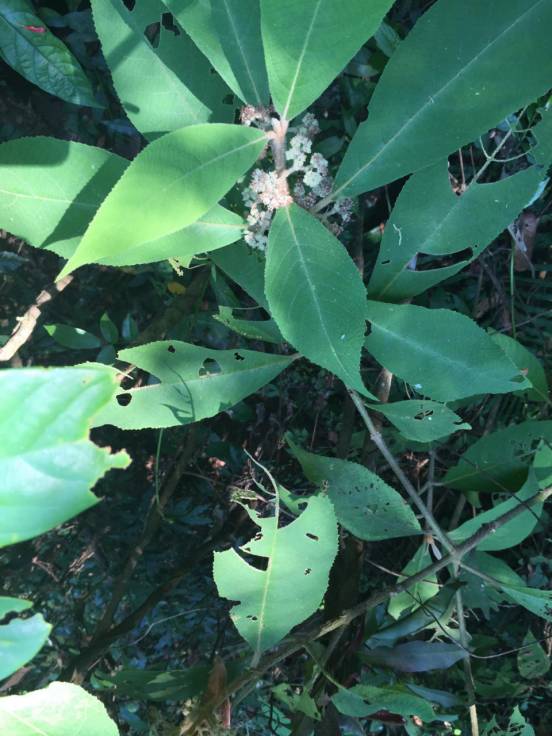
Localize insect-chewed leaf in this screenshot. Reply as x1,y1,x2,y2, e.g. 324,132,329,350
92,341,293,430
372,400,470,442
213,493,337,659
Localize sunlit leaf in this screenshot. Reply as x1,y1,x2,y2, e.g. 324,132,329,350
0,598,51,681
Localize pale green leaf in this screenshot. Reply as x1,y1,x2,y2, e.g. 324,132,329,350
0,137,128,259
164,0,268,106
387,545,440,620
44,324,101,350
59,124,266,276
0,598,51,681
0,682,119,735
266,204,370,395
214,306,283,344
289,439,421,541
213,492,337,658
92,0,232,140
93,341,293,430
517,630,550,679
372,400,470,442
332,684,435,723
490,333,549,403
365,301,530,402
335,0,552,198
261,0,394,120
0,0,99,107
0,367,130,548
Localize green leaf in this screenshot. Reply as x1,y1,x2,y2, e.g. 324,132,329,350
59,124,267,277
0,137,128,259
517,630,550,679
449,471,543,552
373,587,455,646
443,420,552,492
0,367,130,548
266,204,370,395
0,0,99,107
490,333,549,403
332,684,435,723
272,683,320,721
164,0,269,106
460,552,523,617
502,585,552,623
365,301,530,402
44,324,102,350
104,665,213,701
211,243,269,310
372,400,470,442
288,439,421,541
482,707,535,736
99,313,118,344
0,682,119,735
0,598,51,681
261,0,393,120
91,0,232,140
387,545,440,620
93,341,293,430
213,491,338,659
214,306,283,344
364,641,466,673
334,0,552,198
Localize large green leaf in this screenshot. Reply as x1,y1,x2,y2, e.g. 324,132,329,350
0,137,128,259
93,341,293,430
213,490,337,659
0,0,99,107
387,545,440,620
365,301,530,402
164,0,269,106
59,124,266,277
260,0,393,120
372,400,470,442
443,421,552,492
0,682,119,735
0,367,129,547
92,0,232,140
266,204,369,395
211,243,269,309
334,0,552,198
490,333,549,403
289,440,421,541
332,684,435,723
0,598,51,681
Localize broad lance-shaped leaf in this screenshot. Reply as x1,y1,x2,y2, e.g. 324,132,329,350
0,682,119,735
261,0,393,120
266,204,370,396
288,439,421,541
59,124,267,278
0,598,51,680
371,400,470,443
489,333,549,403
93,341,294,430
365,301,531,402
213,491,337,658
164,0,269,106
0,137,128,259
387,544,439,620
211,243,269,310
92,0,232,140
0,367,129,547
0,0,100,107
334,0,552,198
332,684,435,723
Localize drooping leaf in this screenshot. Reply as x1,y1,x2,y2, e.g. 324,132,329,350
266,204,370,395
0,137,128,259
0,682,119,735
372,587,455,646
164,0,269,106
490,333,549,403
517,630,550,679
213,491,338,659
260,0,393,120
214,306,283,344
373,400,470,443
44,324,102,350
93,341,294,430
0,598,51,681
334,0,552,198
59,124,267,277
0,0,99,107
460,551,524,617
0,367,130,548
365,301,530,402
288,439,421,541
387,545,440,620
91,0,232,140
443,420,552,492
332,684,435,723
364,641,467,673
211,243,269,309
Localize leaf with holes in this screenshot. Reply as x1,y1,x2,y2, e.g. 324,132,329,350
288,439,421,541
0,367,129,548
92,341,294,430
213,490,337,660
164,0,268,106
372,400,470,442
0,598,51,680
266,204,370,395
517,630,550,679
92,0,232,140
0,0,99,107
335,0,552,198
0,682,119,735
260,0,393,120
482,707,536,736
58,124,267,278
365,301,531,402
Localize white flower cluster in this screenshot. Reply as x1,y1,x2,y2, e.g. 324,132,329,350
243,169,292,250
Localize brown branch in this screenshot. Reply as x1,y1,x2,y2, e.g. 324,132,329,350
0,275,73,361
